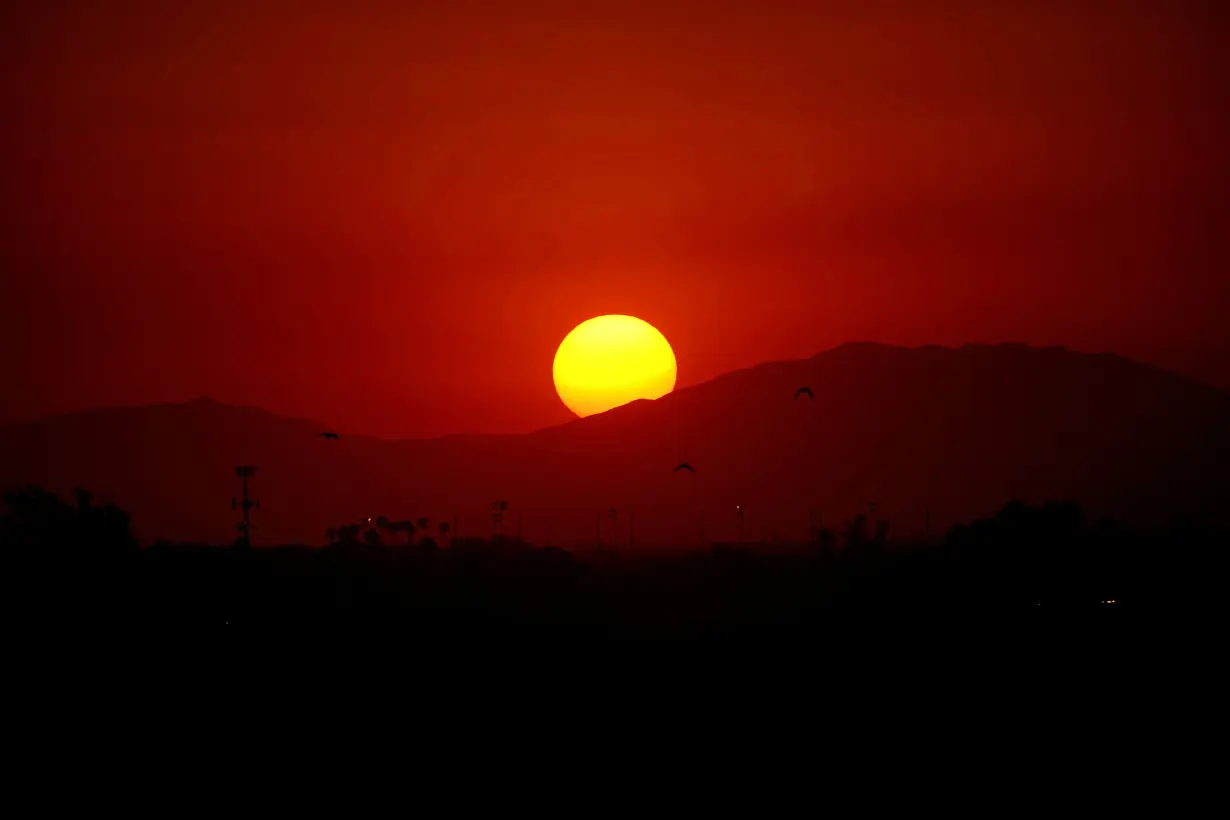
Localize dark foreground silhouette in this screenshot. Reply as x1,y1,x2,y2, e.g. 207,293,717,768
5,486,1224,636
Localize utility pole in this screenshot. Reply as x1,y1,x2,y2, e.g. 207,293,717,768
232,465,259,548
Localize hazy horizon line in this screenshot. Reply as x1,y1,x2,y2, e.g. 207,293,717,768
0,339,1198,440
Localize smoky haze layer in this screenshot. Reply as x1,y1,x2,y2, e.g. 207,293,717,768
1,343,1227,546
2,1,1227,437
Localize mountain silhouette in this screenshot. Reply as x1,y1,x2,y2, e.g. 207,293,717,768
2,344,1227,546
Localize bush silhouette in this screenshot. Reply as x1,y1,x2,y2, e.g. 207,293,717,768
1,484,136,557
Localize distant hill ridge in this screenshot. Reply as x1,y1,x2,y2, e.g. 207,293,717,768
2,343,1227,546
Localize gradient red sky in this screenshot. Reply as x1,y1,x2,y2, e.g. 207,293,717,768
2,1,1227,438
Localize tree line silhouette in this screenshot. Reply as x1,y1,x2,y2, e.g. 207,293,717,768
3,484,1224,629
325,515,451,550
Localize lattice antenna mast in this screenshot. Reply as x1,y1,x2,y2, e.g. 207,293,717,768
491,500,509,538
232,465,259,547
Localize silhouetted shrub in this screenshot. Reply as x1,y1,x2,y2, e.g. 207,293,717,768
0,484,136,557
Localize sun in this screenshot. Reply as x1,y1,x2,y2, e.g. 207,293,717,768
553,315,678,417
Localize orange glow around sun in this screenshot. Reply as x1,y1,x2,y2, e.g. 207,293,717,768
553,315,678,417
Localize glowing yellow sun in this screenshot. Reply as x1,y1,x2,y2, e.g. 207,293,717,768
553,315,678,417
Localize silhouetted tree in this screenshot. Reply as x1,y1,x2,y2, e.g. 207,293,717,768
1,484,135,557
337,524,361,547
325,527,338,545
399,520,417,545
843,514,871,551
438,521,451,542
817,527,837,558
364,528,384,547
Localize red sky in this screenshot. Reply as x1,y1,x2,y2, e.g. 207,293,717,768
2,0,1227,438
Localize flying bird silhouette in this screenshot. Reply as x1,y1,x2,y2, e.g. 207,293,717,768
794,387,814,400
318,432,340,440
672,462,695,473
